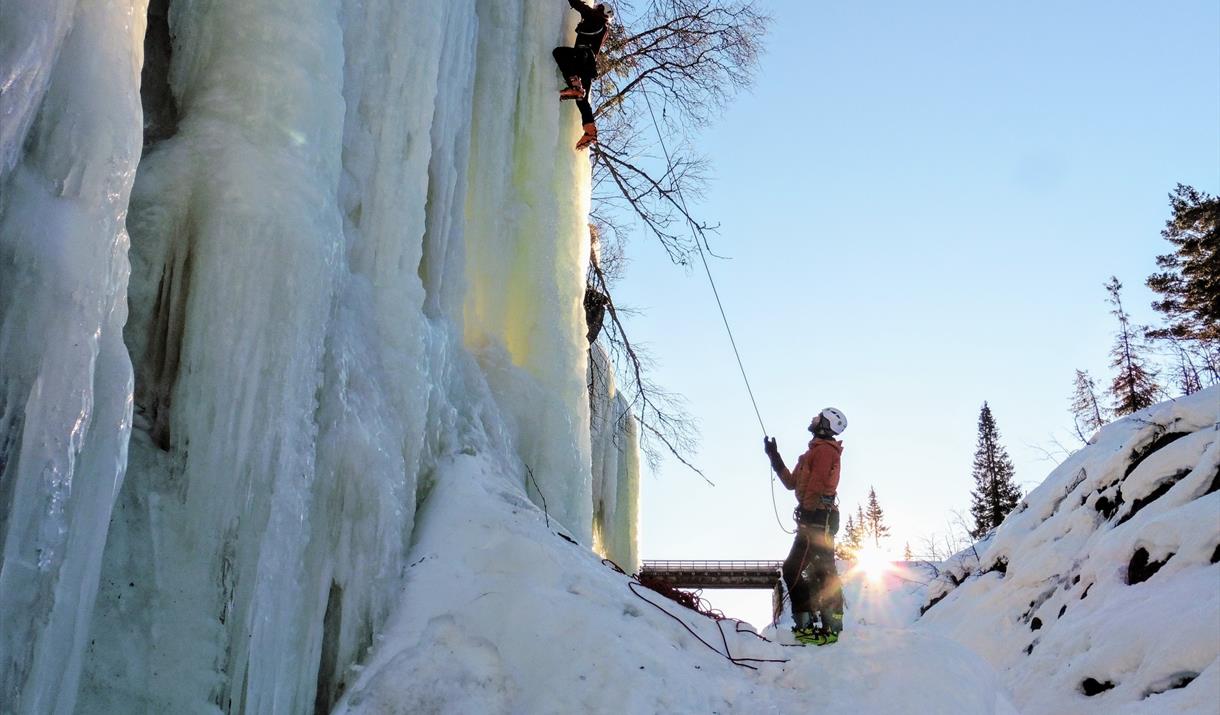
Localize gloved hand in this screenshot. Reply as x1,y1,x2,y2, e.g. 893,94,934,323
763,436,786,476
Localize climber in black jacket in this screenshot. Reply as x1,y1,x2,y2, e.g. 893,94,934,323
552,1,612,150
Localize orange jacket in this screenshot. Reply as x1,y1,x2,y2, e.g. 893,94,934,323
777,437,842,511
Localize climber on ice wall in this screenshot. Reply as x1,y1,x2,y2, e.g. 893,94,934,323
764,408,848,645
553,0,612,150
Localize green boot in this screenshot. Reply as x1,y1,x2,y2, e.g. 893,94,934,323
792,626,820,645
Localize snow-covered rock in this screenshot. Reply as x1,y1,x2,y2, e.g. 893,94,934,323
920,387,1220,714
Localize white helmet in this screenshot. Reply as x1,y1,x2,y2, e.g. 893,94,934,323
812,407,848,436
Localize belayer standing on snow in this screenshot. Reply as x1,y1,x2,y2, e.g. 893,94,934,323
552,0,612,150
764,408,848,645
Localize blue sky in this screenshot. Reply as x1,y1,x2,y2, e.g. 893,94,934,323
614,0,1219,624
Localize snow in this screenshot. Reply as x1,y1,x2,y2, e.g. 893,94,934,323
334,454,1018,715
843,562,940,629
1,0,1214,712
919,387,1220,714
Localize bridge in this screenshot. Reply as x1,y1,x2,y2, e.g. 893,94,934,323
638,560,783,589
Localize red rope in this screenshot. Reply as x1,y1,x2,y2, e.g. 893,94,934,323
602,559,790,669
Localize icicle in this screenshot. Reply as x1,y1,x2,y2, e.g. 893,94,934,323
0,1,143,712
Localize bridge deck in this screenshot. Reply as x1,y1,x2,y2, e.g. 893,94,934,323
638,560,783,589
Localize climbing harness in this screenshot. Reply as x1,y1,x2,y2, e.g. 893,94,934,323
638,90,792,535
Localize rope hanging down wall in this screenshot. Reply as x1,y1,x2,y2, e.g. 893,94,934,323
636,90,793,535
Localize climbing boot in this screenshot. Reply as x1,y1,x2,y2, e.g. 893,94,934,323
813,631,839,646
792,626,819,645
560,76,586,101
575,122,598,150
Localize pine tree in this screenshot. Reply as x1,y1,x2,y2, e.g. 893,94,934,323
903,541,913,561
836,515,862,560
1105,277,1161,415
968,402,1022,538
855,503,869,545
1146,185,1220,345
847,514,864,558
864,487,891,547
1069,369,1107,441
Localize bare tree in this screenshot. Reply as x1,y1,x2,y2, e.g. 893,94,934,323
576,1,769,476
586,226,706,479
915,511,982,580
1145,333,1217,395
590,0,769,264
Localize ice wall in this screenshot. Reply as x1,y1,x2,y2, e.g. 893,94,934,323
463,0,594,540
1,0,635,712
0,1,143,712
589,343,641,571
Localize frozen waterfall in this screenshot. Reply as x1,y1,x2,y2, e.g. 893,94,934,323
0,1,638,712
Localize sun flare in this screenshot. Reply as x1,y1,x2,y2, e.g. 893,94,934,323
852,544,895,582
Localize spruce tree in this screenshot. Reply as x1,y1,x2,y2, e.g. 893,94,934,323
864,487,891,547
968,402,1022,538
836,515,862,560
1105,277,1161,415
855,503,869,545
1069,369,1107,441
847,513,864,556
1146,185,1220,345
903,541,913,561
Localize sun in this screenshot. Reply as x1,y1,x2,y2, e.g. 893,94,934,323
852,543,895,582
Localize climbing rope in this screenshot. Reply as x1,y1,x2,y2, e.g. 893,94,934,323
603,559,790,668
637,90,793,535
639,90,766,436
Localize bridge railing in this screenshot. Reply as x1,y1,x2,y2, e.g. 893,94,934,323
637,560,784,589
640,560,782,573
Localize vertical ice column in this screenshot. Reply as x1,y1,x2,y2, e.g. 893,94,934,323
0,0,144,712
334,0,478,528
100,0,346,711
303,2,483,709
589,344,641,572
463,0,595,542
0,0,76,176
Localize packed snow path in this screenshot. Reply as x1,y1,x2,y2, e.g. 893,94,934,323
334,456,1018,715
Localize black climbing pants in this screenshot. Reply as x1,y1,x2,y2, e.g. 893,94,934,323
783,519,844,633
552,46,596,125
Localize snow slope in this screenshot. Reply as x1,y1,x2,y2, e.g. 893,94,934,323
333,454,1018,715
919,387,1220,714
